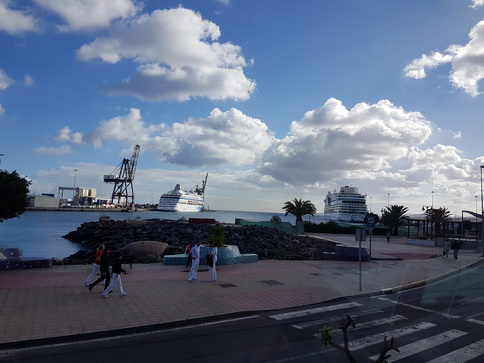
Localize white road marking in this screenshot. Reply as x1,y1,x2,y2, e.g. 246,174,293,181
269,302,362,321
376,297,461,318
466,318,484,326
348,321,437,351
426,337,484,363
292,308,383,329
368,329,468,362
311,315,408,338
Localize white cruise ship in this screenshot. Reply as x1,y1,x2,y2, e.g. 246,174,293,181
157,174,208,212
323,186,368,222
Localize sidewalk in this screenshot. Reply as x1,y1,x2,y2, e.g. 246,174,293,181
0,234,482,349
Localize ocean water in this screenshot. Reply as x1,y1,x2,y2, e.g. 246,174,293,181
0,210,327,259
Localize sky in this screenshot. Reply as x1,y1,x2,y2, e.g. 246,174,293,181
2,0,484,216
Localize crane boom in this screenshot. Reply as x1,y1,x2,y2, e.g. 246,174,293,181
103,144,140,209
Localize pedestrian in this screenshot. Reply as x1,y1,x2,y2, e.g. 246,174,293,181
89,245,111,292
188,240,201,282
83,244,104,286
102,252,128,297
386,231,391,244
185,241,195,268
443,240,451,257
207,242,218,282
451,241,461,260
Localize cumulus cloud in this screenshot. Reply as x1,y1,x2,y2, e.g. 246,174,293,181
260,98,432,185
54,107,274,167
0,69,13,90
0,1,37,34
35,145,73,155
404,21,484,96
34,0,138,31
471,0,484,8
77,7,255,101
55,126,84,144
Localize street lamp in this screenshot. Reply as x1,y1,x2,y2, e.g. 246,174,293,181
0,153,4,166
480,165,484,256
431,191,434,209
387,193,390,207
476,195,478,223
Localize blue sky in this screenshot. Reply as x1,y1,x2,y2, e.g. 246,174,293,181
2,0,484,215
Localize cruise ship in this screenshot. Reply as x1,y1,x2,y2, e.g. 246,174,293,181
157,174,208,212
323,186,368,222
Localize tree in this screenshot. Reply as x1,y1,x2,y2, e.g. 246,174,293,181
380,205,409,236
424,207,451,236
282,198,316,222
0,170,31,223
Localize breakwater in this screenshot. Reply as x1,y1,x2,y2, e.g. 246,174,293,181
62,218,336,264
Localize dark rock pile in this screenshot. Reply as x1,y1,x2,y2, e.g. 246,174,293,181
60,218,336,264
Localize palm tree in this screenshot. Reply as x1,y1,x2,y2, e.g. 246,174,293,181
380,205,409,236
282,198,317,222
424,207,451,236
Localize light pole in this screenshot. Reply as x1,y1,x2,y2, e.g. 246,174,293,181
0,153,4,166
476,195,478,223
431,191,434,209
73,169,78,203
481,165,484,256
387,193,390,207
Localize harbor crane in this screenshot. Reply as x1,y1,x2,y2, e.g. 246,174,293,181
103,145,140,209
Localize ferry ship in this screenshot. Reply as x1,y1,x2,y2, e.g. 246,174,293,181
323,186,368,222
157,174,208,212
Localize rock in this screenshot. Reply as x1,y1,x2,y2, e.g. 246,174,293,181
62,219,336,264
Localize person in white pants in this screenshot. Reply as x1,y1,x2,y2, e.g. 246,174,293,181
188,241,201,281
83,244,104,286
207,243,218,282
102,252,128,297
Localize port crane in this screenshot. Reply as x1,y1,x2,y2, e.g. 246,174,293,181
103,144,140,209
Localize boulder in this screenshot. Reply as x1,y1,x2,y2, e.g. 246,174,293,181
119,241,168,259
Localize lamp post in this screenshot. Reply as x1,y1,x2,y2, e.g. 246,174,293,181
481,166,484,256
387,193,390,207
431,191,434,209
0,153,4,166
73,169,78,204
476,195,478,223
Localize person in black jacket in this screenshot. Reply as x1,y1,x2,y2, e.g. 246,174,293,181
89,245,111,292
102,252,128,297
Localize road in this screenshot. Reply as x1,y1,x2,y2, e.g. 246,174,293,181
2,261,484,362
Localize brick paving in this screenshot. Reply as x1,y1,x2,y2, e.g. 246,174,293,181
0,234,482,348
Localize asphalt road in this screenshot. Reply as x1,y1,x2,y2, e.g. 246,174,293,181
2,262,484,363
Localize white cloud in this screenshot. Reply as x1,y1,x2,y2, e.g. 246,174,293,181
56,107,274,167
34,0,138,31
404,21,484,97
0,1,37,34
54,126,84,144
260,98,432,185
77,7,255,101
403,52,453,79
35,145,73,155
24,75,34,86
0,69,14,90
0,104,4,116
471,0,484,8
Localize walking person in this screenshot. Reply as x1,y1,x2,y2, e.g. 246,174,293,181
443,240,451,258
386,231,391,244
185,241,195,268
451,241,461,260
89,245,111,292
102,252,128,297
83,244,104,286
207,242,218,282
188,240,201,282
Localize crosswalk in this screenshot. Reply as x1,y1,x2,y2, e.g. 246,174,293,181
268,298,484,362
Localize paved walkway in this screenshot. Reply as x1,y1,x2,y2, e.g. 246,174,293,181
0,234,482,349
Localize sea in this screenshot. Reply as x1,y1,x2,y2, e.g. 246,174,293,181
0,210,328,259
